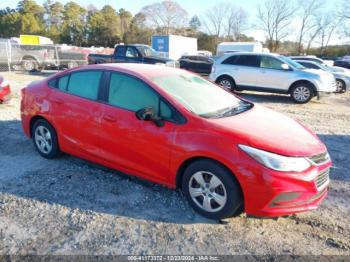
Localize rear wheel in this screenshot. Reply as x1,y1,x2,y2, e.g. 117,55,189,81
216,76,237,92
182,159,243,220
32,119,60,158
22,58,39,72
290,83,314,104
336,79,346,93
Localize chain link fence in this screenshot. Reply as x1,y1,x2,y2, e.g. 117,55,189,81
0,39,88,73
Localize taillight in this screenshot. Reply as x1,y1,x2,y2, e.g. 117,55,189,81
0,80,9,90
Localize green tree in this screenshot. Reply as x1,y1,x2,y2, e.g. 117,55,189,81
124,13,154,45
0,8,21,38
87,5,121,47
17,0,45,34
43,0,64,42
61,1,87,46
118,8,133,42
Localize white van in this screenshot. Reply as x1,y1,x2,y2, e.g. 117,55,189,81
216,42,264,56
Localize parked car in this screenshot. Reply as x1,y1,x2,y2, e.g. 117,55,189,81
334,60,350,69
0,75,11,103
209,52,337,103
88,44,178,67
289,56,333,66
179,55,213,74
21,64,332,220
295,60,349,93
0,39,57,72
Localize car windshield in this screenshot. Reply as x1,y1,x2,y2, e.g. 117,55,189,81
152,72,252,118
279,56,305,70
137,46,158,57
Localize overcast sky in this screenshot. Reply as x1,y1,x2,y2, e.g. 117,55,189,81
1,0,347,45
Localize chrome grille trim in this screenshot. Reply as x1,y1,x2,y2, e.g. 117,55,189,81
315,168,330,190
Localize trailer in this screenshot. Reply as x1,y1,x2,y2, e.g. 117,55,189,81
152,35,197,60
216,42,265,56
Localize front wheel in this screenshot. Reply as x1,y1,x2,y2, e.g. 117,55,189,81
182,159,243,220
32,119,60,159
22,58,39,72
290,83,314,104
216,76,237,92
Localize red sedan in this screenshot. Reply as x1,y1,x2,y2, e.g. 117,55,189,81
20,64,331,220
0,75,11,103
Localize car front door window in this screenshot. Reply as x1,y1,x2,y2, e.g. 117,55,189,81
260,56,284,70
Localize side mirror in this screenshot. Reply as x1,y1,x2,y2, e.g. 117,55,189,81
281,63,290,70
135,107,164,127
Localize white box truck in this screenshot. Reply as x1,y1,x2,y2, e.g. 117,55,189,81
216,42,265,56
152,35,198,60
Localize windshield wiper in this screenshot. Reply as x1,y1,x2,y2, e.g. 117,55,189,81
200,101,253,119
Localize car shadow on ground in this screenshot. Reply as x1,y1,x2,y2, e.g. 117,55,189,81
0,120,349,224
237,91,295,104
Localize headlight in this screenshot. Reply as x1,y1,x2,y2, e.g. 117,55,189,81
239,145,311,172
211,65,215,73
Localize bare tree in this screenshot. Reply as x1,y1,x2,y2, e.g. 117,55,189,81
256,0,296,52
202,2,248,39
140,0,188,34
226,7,249,40
201,2,229,36
315,12,341,55
296,0,324,54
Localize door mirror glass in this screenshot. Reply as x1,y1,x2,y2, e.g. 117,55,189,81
281,63,290,70
136,107,164,127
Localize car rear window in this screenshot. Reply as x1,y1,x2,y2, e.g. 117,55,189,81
235,55,259,67
67,71,102,100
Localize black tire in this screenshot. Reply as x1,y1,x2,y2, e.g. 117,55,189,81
22,58,39,72
182,159,243,220
290,83,314,104
336,79,346,93
216,76,237,92
32,119,60,159
67,60,78,69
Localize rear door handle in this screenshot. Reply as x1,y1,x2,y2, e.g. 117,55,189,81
51,98,64,104
103,115,117,122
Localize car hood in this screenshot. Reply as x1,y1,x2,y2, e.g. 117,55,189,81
211,105,326,157
303,68,331,77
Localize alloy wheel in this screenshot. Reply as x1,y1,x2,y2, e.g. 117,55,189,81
293,86,311,102
34,126,53,154
188,171,227,212
219,80,232,90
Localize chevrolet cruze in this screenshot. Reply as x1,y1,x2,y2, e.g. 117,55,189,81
21,64,331,220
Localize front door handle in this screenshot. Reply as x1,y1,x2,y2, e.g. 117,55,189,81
103,115,117,122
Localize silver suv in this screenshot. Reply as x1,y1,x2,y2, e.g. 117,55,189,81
209,52,337,103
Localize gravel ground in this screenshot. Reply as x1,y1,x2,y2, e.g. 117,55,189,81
0,71,349,256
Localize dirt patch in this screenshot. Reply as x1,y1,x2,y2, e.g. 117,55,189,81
0,71,349,255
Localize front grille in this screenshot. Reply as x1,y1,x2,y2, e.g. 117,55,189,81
315,168,330,190
308,152,330,165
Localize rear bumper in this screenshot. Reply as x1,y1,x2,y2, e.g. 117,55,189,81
0,89,11,102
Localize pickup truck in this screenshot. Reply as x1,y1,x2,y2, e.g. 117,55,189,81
88,44,178,67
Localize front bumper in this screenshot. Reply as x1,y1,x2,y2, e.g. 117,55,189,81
231,150,332,217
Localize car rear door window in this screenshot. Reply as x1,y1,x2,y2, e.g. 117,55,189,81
260,56,284,70
58,75,69,91
67,71,102,100
222,55,239,65
115,46,126,57
235,55,259,67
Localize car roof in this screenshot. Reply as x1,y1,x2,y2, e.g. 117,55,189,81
59,63,187,80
